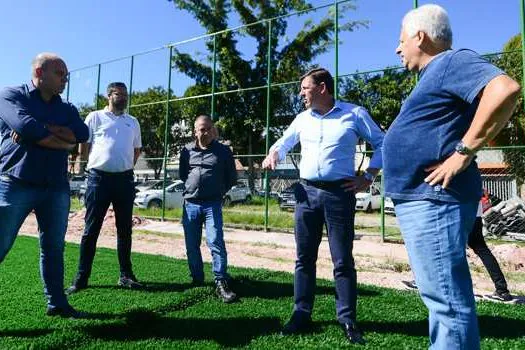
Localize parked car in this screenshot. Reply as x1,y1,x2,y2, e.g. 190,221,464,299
278,182,300,210
69,175,86,196
384,197,395,216
223,182,252,206
134,180,185,209
355,184,381,212
135,179,174,193
133,180,252,209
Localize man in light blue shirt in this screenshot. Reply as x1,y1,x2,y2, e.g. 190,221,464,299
262,68,384,345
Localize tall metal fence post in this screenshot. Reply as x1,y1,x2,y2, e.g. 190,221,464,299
162,46,174,221
128,55,134,110
211,34,217,120
380,172,385,242
95,64,101,109
264,19,273,232
517,0,525,207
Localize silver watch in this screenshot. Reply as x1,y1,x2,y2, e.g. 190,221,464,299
455,141,475,156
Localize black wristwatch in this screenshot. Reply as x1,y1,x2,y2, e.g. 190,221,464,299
455,141,475,156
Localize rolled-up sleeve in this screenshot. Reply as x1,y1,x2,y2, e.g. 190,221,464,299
269,115,301,161
0,87,50,142
356,107,385,169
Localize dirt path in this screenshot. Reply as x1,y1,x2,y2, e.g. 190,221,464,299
18,210,525,297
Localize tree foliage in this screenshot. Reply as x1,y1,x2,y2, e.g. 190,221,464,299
166,0,367,154
339,68,415,129
494,34,525,183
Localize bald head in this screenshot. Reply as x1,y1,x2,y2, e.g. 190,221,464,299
194,115,215,149
31,52,68,101
31,52,65,78
194,114,213,129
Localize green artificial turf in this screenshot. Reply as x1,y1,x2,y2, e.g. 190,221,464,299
0,236,523,349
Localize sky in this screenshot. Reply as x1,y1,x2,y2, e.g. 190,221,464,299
0,0,520,106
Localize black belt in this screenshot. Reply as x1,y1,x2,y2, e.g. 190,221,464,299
89,169,133,176
300,178,346,190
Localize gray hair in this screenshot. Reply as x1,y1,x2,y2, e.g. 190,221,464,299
31,52,63,77
402,4,452,49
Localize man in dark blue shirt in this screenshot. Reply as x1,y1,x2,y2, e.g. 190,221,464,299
0,52,89,318
383,5,519,349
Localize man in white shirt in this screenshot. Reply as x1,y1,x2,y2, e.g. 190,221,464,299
67,82,142,294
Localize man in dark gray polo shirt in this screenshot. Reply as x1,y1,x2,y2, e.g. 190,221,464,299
179,115,238,303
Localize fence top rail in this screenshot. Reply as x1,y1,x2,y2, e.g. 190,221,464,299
68,0,354,73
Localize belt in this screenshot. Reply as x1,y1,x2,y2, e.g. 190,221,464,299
300,178,347,190
89,169,134,176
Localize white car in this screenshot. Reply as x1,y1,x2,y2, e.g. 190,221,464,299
134,180,252,209
384,197,395,215
355,184,381,212
134,181,185,209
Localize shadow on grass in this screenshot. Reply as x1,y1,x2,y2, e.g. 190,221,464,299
0,328,53,338
232,276,381,300
81,309,281,347
356,315,525,339
77,281,195,294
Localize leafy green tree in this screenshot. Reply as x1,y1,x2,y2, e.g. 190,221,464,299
494,34,525,183
166,0,366,153
340,68,415,129
129,87,182,178
166,0,366,189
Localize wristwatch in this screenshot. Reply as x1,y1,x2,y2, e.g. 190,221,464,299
455,141,476,156
363,171,375,182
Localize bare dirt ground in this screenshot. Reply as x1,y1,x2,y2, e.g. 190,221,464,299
18,209,525,298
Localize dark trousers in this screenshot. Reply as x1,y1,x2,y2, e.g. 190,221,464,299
75,169,136,283
293,181,357,324
468,217,509,293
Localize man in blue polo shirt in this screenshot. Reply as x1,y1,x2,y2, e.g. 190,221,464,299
383,5,520,349
0,52,89,318
262,68,384,345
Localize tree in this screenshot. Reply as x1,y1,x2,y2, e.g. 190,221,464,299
340,68,415,129
129,87,181,178
494,34,525,183
166,0,366,189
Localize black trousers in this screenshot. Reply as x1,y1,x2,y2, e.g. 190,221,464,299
75,169,136,283
468,217,509,293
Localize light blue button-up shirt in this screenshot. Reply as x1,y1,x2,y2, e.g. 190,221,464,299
270,101,384,181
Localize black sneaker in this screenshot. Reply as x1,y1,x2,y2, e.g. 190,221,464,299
215,280,237,303
46,304,88,319
488,290,514,302
191,279,205,287
281,311,313,335
118,275,143,289
401,280,418,290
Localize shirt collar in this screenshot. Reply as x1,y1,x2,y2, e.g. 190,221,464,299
104,106,127,118
26,80,62,103
310,99,342,117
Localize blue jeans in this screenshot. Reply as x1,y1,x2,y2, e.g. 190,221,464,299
75,169,136,283
293,182,357,324
0,176,70,309
394,199,479,350
182,200,228,281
